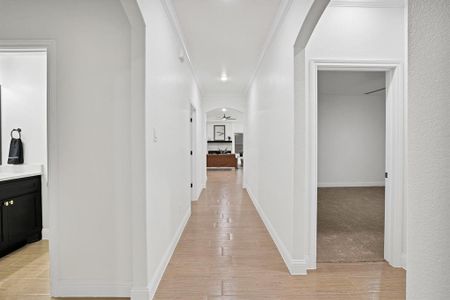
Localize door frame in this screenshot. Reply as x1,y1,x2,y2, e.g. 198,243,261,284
190,104,197,201
0,40,56,289
307,59,406,269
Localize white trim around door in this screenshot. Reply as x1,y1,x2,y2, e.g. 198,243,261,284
306,59,407,270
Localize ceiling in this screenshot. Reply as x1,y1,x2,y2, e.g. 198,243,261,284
172,0,283,95
207,108,244,123
318,71,386,95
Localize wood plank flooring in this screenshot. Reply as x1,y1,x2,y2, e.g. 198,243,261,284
155,169,406,299
0,240,127,300
0,169,405,299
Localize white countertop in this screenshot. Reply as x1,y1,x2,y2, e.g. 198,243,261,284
0,165,43,182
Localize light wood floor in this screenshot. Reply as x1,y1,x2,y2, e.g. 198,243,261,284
0,241,126,300
155,169,406,299
0,169,405,299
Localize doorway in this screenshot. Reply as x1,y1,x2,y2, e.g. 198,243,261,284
0,47,50,297
234,133,243,168
317,70,386,263
206,108,244,171
190,104,197,201
307,60,406,269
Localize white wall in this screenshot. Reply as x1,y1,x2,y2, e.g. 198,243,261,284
204,94,247,112
137,0,205,297
0,0,142,297
408,1,450,299
246,0,406,274
0,51,49,231
318,88,386,187
245,0,315,274
302,3,406,268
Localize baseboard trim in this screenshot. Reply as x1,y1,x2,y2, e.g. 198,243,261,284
148,206,191,299
318,181,385,188
193,187,205,201
42,228,50,240
246,187,307,275
53,280,131,298
130,286,151,300
401,252,407,270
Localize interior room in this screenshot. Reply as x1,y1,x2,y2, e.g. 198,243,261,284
0,1,448,300
317,70,386,263
206,107,244,169
0,50,48,293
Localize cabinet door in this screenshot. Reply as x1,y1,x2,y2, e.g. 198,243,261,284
0,202,5,244
4,193,40,242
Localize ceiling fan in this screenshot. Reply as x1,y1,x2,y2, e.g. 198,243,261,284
218,114,236,121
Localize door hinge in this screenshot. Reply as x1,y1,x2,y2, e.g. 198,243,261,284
190,183,193,188
385,172,389,179
190,118,193,123
190,150,193,155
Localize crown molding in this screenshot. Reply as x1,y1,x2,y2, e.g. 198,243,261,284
160,0,205,96
329,0,405,8
244,0,293,95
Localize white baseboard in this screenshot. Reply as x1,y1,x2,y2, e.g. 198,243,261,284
42,228,50,240
193,186,205,201
401,252,407,270
53,280,131,298
246,187,307,275
130,287,151,300
147,206,191,299
318,181,385,188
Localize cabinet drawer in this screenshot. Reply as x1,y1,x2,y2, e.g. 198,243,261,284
0,176,41,201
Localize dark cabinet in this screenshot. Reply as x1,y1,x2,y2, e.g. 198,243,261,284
0,176,42,257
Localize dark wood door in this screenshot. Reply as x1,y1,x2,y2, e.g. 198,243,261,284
4,193,40,242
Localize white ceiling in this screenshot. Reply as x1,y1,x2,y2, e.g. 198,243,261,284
207,108,244,123
172,0,283,95
318,71,386,95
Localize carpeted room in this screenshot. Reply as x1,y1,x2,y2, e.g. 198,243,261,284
317,71,387,263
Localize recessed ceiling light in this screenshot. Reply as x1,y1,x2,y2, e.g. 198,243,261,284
222,108,227,112
220,72,229,82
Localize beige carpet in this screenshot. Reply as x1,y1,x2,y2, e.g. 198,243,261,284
317,187,385,263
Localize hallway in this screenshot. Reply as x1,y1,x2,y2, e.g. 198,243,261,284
154,170,405,299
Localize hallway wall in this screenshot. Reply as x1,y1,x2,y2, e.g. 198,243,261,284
245,0,315,274
246,0,406,274
0,0,141,297
408,0,450,298
137,0,206,297
301,2,406,268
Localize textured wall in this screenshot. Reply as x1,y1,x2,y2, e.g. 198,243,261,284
408,1,450,299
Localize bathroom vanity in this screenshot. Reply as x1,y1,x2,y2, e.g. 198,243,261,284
0,169,42,258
